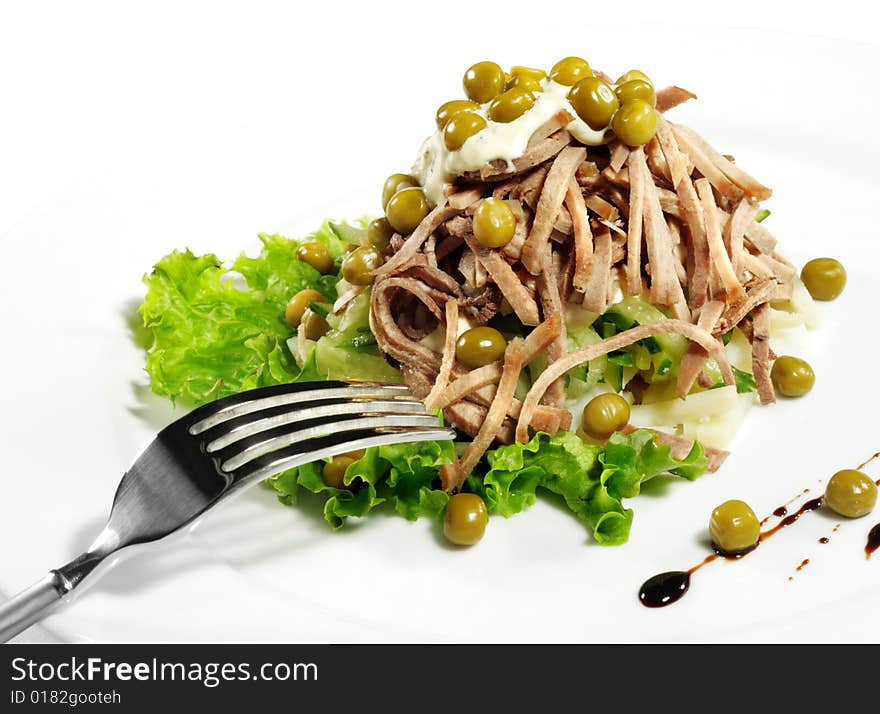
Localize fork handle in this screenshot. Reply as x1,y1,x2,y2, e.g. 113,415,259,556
0,572,68,643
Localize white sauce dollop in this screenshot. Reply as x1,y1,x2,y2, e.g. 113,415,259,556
413,80,608,206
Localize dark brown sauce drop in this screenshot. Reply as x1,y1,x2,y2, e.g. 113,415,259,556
760,505,788,527
796,558,810,571
866,524,880,560
819,537,830,544
638,571,690,608
638,554,716,607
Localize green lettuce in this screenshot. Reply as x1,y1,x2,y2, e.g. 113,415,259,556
267,427,708,545
467,429,707,545
266,438,457,528
140,221,374,406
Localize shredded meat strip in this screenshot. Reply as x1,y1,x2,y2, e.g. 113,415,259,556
633,148,688,310
725,198,760,280
609,141,630,173
695,178,744,302
751,302,775,405
580,225,612,313
625,147,646,296
676,300,725,397
565,178,593,290
431,361,567,435
401,366,511,458
501,199,529,261
714,277,777,335
521,145,587,274
537,250,567,409
655,86,698,113
744,220,777,255
370,277,443,371
423,298,459,412
333,284,365,314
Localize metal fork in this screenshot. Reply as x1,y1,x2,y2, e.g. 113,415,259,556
0,380,454,642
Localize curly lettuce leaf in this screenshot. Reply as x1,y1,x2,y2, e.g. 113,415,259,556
140,246,301,405
471,429,708,545
267,438,456,527
267,427,708,544
139,223,371,406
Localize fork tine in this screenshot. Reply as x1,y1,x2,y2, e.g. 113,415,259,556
218,413,444,472
227,425,457,485
203,399,430,453
188,381,415,435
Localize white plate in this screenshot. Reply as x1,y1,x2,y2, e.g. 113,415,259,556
2,29,879,643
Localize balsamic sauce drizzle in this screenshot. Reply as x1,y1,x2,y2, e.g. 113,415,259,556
639,455,880,608
866,524,880,560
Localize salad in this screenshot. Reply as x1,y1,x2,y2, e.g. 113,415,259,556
140,57,835,547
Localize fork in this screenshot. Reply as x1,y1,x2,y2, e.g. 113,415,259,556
0,380,454,643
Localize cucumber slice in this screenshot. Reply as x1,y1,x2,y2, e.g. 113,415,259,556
605,297,689,366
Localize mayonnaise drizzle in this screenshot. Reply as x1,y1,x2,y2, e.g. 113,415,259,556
413,80,609,206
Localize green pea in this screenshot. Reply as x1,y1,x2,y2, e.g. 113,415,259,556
800,258,846,301
436,99,479,130
341,245,383,286
385,187,430,234
568,76,619,130
709,500,761,555
462,61,505,103
616,69,652,86
301,308,330,341
509,65,547,82
296,241,333,274
366,217,394,254
487,87,535,123
444,493,488,545
285,289,325,328
444,110,487,151
549,56,591,86
381,173,419,211
611,100,658,146
615,79,656,106
472,198,516,248
455,326,507,368
825,470,877,518
770,356,815,398
581,393,630,440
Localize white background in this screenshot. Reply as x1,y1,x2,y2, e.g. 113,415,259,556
1,0,878,237
2,1,879,643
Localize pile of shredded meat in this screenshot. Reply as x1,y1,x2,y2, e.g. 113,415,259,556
369,85,792,491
